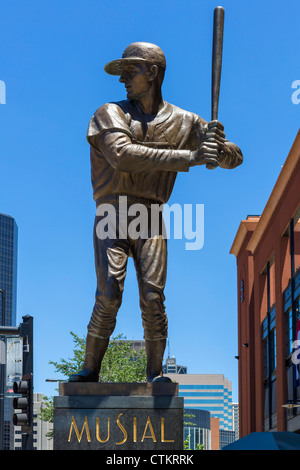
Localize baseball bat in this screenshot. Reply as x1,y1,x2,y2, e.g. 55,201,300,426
206,6,225,169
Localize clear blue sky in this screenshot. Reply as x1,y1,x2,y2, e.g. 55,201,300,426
0,0,299,402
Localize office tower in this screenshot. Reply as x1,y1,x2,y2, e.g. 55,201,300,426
232,403,239,440
0,213,18,450
163,356,237,449
174,373,233,431
0,213,18,326
163,357,234,429
219,429,236,449
163,356,187,374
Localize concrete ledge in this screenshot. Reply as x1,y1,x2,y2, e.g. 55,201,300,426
54,395,182,409
59,381,178,397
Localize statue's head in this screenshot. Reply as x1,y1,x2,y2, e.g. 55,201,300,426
105,43,166,104
104,42,166,78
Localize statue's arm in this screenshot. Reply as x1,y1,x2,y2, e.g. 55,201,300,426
87,103,194,172
95,130,192,173
95,128,223,173
87,104,220,172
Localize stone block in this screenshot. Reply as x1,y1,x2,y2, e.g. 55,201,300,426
53,382,184,450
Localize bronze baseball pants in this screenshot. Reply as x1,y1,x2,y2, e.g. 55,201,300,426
87,197,168,341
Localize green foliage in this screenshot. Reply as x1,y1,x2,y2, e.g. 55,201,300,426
99,334,147,383
48,331,147,383
38,395,54,423
38,395,54,439
184,434,190,449
184,434,205,450
184,412,197,426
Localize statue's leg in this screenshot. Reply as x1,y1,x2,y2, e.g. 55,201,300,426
145,338,169,382
69,334,109,382
132,232,170,382
69,210,129,382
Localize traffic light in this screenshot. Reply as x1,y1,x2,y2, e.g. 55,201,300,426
13,316,34,450
12,373,33,429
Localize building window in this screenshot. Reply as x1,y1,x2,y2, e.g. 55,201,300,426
263,305,276,382
240,279,244,303
284,270,300,360
286,306,294,358
263,304,277,431
184,426,210,450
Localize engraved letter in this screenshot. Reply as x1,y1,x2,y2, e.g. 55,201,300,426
116,412,128,445
96,417,110,443
68,416,91,443
133,417,137,442
141,416,157,442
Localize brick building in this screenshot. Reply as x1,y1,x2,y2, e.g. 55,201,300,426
230,130,300,437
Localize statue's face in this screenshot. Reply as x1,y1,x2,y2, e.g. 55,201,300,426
119,63,152,101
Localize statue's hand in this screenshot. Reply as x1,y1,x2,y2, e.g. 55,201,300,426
207,120,226,144
190,141,219,168
205,120,226,169
190,120,226,169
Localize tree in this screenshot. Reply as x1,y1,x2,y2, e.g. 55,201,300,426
48,331,147,383
38,332,147,436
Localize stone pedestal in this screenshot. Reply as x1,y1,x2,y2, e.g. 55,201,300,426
53,382,183,450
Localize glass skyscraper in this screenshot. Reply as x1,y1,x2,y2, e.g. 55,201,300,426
0,213,18,326
0,213,18,449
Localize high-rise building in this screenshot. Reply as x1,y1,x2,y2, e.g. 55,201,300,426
0,213,18,327
0,213,18,450
219,429,236,448
163,356,187,374
232,402,240,440
175,373,233,431
163,357,235,434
